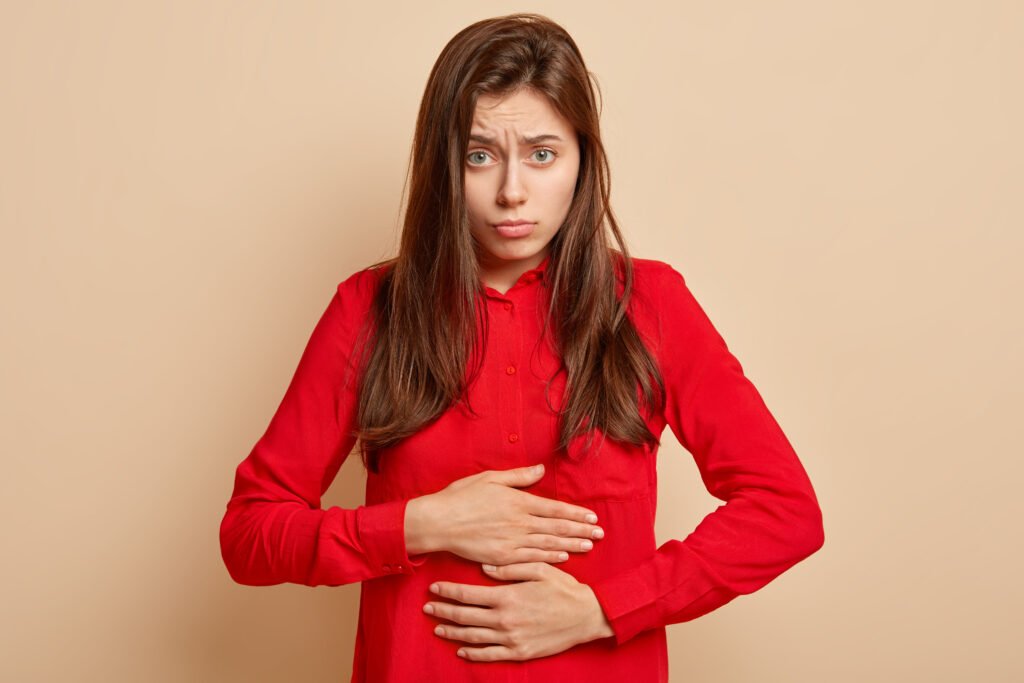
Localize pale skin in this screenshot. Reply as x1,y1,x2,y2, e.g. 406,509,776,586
402,87,616,661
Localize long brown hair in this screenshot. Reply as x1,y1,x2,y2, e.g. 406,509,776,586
352,13,665,473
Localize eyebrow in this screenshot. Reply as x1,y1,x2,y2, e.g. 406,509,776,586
468,133,565,145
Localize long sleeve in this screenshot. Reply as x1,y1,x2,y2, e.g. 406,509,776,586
587,263,825,645
219,268,428,587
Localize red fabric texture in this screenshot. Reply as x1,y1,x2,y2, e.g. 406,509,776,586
220,255,824,682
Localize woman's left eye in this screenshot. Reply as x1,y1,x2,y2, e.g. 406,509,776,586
531,149,556,164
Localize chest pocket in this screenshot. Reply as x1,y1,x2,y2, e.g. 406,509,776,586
554,428,653,504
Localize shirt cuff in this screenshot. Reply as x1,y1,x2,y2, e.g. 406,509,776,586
356,498,430,576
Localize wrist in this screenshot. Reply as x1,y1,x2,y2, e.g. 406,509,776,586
405,494,444,555
580,584,616,642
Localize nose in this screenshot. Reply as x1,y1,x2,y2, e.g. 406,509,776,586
497,163,527,207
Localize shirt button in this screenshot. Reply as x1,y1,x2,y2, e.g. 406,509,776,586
503,302,513,311
508,433,519,443
505,365,516,375
395,564,404,571
383,563,392,571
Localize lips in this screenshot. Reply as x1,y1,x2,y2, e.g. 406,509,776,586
493,221,535,238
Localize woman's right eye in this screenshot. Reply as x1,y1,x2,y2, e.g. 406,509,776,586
467,151,491,165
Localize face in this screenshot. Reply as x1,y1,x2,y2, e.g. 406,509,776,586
464,87,580,289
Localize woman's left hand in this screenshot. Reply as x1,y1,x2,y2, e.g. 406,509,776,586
424,562,615,662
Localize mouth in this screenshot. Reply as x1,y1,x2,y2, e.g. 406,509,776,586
493,221,535,238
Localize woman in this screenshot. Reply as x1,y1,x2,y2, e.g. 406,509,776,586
219,12,824,682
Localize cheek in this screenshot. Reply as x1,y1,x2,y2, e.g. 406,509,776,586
551,166,579,207
464,177,490,217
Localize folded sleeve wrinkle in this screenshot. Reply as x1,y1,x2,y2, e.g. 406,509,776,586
588,262,825,646
219,269,428,587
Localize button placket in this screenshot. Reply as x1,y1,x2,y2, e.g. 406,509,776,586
494,295,524,452
509,296,525,451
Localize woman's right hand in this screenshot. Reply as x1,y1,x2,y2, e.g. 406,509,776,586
405,464,605,566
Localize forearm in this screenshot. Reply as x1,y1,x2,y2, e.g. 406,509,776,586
221,496,429,586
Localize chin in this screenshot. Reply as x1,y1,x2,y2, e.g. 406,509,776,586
495,246,542,262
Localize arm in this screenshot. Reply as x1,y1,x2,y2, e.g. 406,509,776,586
218,268,430,586
587,263,825,645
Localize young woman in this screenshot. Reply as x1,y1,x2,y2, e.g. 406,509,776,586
220,13,824,682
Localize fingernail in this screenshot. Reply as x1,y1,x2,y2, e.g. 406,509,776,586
533,464,544,474
429,583,439,593
558,552,569,561
592,528,604,539
483,564,496,571
581,540,593,550
585,513,598,524
457,649,467,658
423,603,434,614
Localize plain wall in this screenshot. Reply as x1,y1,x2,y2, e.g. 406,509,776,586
1,1,1020,681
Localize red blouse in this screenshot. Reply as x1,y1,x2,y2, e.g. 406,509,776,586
219,254,824,682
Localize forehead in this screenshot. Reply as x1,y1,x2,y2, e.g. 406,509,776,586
471,88,571,132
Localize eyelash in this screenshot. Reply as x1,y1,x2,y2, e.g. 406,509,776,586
466,148,558,166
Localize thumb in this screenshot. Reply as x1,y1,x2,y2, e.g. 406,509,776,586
492,463,545,487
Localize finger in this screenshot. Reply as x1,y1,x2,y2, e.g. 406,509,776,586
526,495,599,525
424,600,500,629
457,645,523,662
433,623,510,646
504,546,571,564
485,464,546,488
527,515,604,543
522,532,595,555
429,581,501,607
482,562,550,581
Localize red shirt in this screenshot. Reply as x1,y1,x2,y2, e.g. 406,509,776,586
220,254,824,682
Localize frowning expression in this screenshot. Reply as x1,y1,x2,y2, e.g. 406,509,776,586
464,87,580,288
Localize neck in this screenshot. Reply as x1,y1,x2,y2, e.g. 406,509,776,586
478,251,547,294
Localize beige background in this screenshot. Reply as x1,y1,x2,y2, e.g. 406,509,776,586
2,1,1020,681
